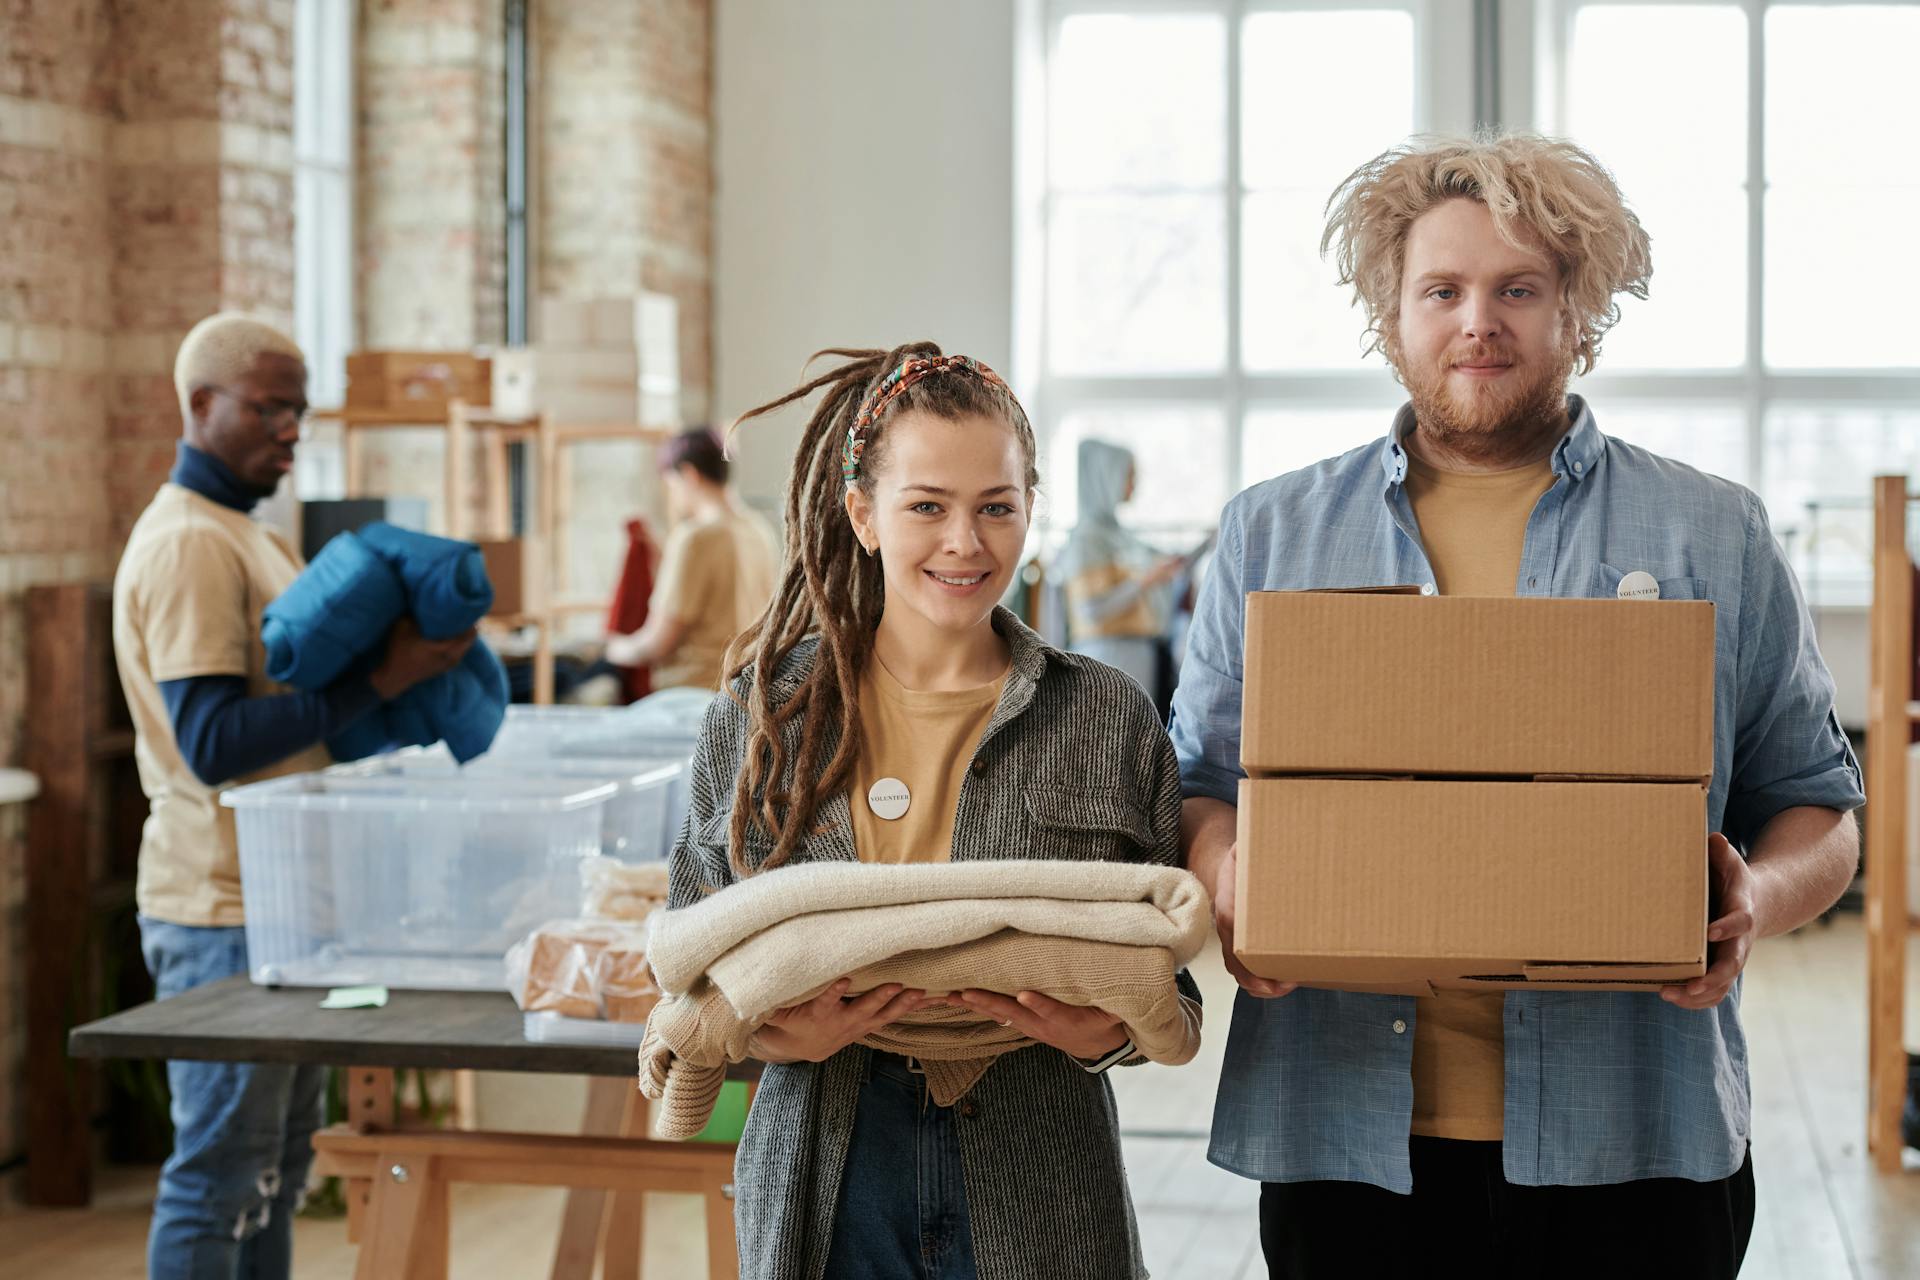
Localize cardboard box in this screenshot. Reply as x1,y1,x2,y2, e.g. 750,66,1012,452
1241,592,1715,780
1235,778,1708,994
345,351,491,411
490,348,639,422
478,538,540,617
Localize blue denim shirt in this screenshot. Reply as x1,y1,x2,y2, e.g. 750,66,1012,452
1170,396,1865,1192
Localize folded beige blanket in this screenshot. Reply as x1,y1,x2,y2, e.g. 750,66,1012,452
638,860,1211,1140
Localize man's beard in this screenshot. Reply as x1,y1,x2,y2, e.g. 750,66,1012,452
1397,336,1576,466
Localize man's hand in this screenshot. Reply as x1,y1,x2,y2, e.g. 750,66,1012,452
369,616,476,701
751,980,930,1064
1212,841,1297,999
1661,833,1757,1011
954,989,1129,1060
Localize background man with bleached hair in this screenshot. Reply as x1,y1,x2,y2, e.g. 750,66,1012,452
113,312,471,1278
1172,135,1864,1277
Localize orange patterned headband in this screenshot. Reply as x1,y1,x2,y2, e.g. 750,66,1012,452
843,354,1013,485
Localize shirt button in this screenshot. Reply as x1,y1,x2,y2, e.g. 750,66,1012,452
1391,1019,1407,1035
970,758,988,777
1573,461,1584,474
1419,583,1436,597
960,1102,979,1119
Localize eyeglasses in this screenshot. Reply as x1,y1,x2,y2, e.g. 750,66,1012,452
208,385,310,437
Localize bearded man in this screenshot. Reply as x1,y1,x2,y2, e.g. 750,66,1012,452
1170,134,1863,1278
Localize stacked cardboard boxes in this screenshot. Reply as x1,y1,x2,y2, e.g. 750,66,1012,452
1234,589,1716,995
345,351,492,412
490,293,680,425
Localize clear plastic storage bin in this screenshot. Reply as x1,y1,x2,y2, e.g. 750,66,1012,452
224,772,617,990
490,704,703,762
332,747,687,862
521,1011,649,1047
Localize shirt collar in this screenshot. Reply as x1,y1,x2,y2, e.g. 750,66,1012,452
171,441,263,513
1378,394,1604,489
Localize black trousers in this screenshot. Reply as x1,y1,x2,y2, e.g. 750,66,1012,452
1260,1139,1755,1280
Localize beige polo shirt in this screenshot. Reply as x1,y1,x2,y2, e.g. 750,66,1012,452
649,504,780,691
113,483,333,927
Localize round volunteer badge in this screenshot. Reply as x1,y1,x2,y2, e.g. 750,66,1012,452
1616,570,1660,601
867,777,911,821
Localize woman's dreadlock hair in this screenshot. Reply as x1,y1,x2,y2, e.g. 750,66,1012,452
720,341,1038,877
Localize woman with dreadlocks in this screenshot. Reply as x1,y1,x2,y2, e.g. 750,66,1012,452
663,343,1191,1279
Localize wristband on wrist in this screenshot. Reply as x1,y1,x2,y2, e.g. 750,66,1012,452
1079,1037,1135,1074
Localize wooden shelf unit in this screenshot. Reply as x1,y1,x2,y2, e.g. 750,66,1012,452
1866,474,1917,1174
312,400,669,705
23,582,151,1206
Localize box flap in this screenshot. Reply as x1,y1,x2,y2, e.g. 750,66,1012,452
1241,593,1714,780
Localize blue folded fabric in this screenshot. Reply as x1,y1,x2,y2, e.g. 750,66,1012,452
357,522,493,639
330,643,509,765
270,521,508,764
262,534,408,688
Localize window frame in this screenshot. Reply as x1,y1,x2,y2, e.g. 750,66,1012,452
1531,0,1920,604
293,0,356,414
1016,0,1478,543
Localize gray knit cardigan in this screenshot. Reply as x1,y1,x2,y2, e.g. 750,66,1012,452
664,607,1190,1280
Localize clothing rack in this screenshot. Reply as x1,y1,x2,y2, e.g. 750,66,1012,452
1866,473,1917,1173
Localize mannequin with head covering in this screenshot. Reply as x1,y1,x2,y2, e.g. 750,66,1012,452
1055,440,1183,701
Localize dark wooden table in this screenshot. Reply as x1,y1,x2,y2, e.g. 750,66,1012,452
68,975,754,1280
68,975,658,1076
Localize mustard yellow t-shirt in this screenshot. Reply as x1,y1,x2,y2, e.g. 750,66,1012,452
1403,454,1556,1141
849,657,1008,864
112,483,334,927
650,505,780,691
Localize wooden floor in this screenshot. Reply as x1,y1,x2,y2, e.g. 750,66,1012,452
2,919,1915,1278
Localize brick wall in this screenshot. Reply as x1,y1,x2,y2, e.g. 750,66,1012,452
352,0,714,612
531,0,713,615
357,0,505,349
350,0,506,536
0,0,296,1194
537,0,712,420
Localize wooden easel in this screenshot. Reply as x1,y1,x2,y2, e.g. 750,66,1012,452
1866,474,1915,1173
313,1067,739,1279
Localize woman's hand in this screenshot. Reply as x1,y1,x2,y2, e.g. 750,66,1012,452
750,979,931,1064
955,989,1129,1061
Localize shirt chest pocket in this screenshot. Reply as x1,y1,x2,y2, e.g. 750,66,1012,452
1024,785,1154,863
1590,563,1709,603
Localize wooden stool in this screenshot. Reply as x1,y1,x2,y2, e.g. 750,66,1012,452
313,1122,738,1280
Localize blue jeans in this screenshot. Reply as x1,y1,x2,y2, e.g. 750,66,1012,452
823,1052,979,1280
138,916,327,1280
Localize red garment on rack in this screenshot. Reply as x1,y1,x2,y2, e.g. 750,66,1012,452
608,517,659,703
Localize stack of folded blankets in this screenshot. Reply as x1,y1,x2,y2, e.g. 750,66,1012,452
638,859,1211,1140
262,521,510,762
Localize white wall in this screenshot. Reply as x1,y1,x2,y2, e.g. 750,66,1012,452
713,0,1017,512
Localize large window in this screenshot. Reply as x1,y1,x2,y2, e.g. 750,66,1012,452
293,0,355,413
1538,0,1920,603
1020,1,1477,545
1021,1,1920,602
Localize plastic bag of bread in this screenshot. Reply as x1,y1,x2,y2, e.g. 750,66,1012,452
504,918,647,1018
595,922,663,1023
580,856,670,921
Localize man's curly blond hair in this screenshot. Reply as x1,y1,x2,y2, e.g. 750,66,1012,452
1322,133,1653,376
